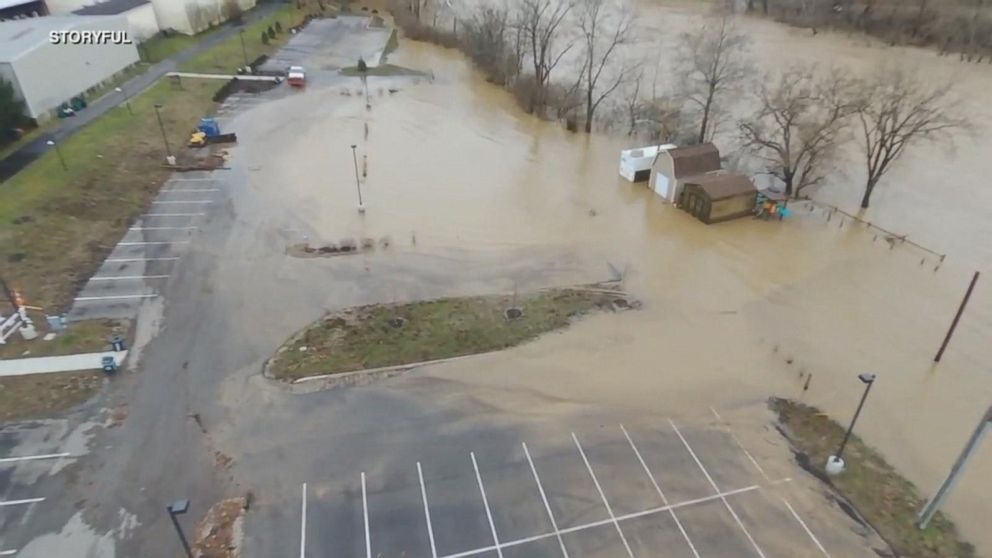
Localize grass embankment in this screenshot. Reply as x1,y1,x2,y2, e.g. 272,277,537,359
181,6,298,73
771,398,975,558
269,287,631,380
0,372,104,422
0,319,125,359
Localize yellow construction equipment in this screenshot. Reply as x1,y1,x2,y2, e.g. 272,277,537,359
188,131,207,148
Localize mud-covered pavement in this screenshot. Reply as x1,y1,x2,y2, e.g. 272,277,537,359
4,6,992,557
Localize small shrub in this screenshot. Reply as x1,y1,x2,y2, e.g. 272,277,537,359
275,21,283,33
261,32,270,45
267,26,276,39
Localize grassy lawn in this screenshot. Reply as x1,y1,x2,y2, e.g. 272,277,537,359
180,6,300,73
141,31,219,64
771,398,975,557
86,63,153,104
0,319,127,359
0,371,104,422
269,287,632,380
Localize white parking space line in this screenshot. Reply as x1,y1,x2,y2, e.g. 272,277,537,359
118,241,189,246
105,257,180,263
571,433,635,558
619,424,701,558
151,200,213,205
0,497,44,507
169,178,217,182
0,452,70,464
521,442,569,558
0,549,17,556
710,407,769,481
417,462,439,558
669,419,767,558
300,483,307,558
440,485,765,558
74,294,158,302
90,275,169,281
470,452,504,558
362,472,371,558
781,498,830,557
129,226,197,231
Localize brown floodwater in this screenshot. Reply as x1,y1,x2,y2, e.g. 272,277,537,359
235,6,992,549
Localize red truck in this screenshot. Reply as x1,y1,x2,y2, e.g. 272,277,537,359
288,66,306,87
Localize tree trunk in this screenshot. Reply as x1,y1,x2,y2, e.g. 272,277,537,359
860,180,876,208
762,0,768,14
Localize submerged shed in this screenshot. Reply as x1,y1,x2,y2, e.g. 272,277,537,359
678,174,757,224
618,144,676,182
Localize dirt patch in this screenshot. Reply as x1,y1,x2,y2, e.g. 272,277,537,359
771,398,975,558
267,284,635,381
0,372,104,422
192,497,247,558
287,237,390,258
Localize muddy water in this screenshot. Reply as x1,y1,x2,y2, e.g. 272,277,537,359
238,10,992,550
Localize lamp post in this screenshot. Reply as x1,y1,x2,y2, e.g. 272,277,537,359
826,372,877,475
239,29,249,70
115,86,132,115
166,499,193,558
152,103,173,162
46,139,66,171
350,144,365,213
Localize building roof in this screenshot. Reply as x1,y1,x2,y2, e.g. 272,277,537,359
668,143,722,178
683,173,756,200
74,0,149,16
0,15,120,61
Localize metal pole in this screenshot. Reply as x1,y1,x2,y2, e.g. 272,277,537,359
116,87,132,115
239,30,249,68
167,509,194,558
153,104,173,159
935,271,980,362
51,142,67,171
917,405,992,529
350,144,364,210
836,379,874,460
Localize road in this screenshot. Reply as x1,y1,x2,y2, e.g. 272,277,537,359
0,1,280,184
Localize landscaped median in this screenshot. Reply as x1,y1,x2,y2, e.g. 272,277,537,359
771,398,975,558
267,286,636,382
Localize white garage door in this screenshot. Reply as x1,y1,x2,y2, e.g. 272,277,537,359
653,173,670,199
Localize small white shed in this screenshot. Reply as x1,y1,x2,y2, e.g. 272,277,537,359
618,144,675,182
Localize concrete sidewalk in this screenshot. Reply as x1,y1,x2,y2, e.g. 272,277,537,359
0,351,127,377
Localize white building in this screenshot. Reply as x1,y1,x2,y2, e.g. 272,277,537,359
73,0,160,41
150,0,256,35
0,14,139,121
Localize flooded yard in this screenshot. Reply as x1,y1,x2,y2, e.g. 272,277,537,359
216,6,992,552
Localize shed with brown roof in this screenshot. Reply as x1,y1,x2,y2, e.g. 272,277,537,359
678,174,757,224
649,142,723,203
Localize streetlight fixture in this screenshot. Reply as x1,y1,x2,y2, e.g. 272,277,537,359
152,103,174,163
826,372,877,475
46,139,67,171
115,86,132,115
166,499,193,558
239,29,249,70
350,144,365,213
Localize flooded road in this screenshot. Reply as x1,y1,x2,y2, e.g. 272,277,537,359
217,7,992,552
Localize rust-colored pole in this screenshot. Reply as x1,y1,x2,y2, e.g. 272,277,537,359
935,271,979,362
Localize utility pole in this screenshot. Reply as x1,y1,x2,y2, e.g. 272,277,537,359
350,144,365,213
935,271,980,362
153,104,173,162
916,404,992,529
826,372,877,475
115,86,133,115
46,139,67,171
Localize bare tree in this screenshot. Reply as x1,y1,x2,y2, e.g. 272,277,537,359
678,15,752,143
854,68,968,208
738,67,857,198
462,3,514,84
578,0,634,132
516,0,575,115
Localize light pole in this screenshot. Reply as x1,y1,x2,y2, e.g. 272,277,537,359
46,139,66,171
115,86,132,115
153,103,173,162
826,372,877,475
350,144,365,213
167,499,193,558
239,29,249,70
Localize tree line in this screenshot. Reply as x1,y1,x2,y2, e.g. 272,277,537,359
390,0,969,208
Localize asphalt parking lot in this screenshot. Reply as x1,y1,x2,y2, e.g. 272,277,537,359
300,416,840,558
68,172,225,322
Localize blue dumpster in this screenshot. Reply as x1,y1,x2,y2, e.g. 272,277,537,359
101,356,118,375
111,335,126,352
198,117,221,137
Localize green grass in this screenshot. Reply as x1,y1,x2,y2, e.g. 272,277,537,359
86,63,152,103
0,319,127,359
269,287,630,380
0,371,104,422
141,31,217,64
180,6,300,73
771,398,975,557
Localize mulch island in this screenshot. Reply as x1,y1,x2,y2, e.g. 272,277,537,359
771,398,975,558
268,286,634,381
